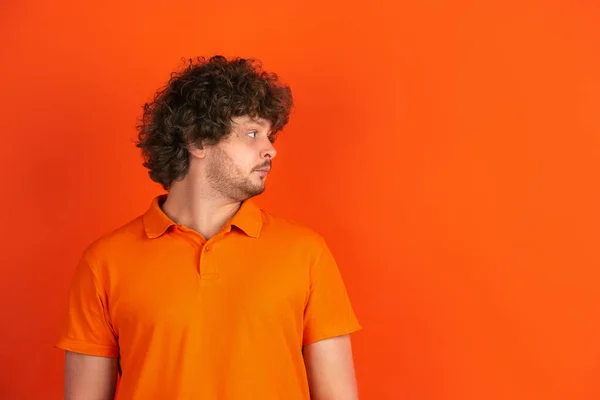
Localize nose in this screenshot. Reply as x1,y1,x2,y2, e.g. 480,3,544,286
261,138,277,160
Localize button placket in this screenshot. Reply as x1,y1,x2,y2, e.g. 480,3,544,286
199,242,218,280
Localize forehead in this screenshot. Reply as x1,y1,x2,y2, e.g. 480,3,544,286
231,115,272,130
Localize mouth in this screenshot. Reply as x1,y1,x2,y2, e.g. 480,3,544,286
255,165,271,173
255,168,270,179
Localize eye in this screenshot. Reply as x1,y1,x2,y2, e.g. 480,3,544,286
247,130,258,138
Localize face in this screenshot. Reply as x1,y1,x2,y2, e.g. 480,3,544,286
204,115,277,201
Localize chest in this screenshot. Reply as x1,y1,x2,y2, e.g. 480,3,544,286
108,238,310,335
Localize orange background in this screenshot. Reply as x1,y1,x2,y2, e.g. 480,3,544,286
1,1,599,399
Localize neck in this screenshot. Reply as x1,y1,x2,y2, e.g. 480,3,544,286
161,177,242,240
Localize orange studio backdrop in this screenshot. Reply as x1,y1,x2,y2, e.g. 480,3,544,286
1,0,600,399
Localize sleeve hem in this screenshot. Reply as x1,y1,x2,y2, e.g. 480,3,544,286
303,322,363,346
55,338,119,358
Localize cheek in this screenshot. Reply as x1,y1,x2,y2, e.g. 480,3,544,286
224,151,251,173
237,149,259,168
221,141,259,172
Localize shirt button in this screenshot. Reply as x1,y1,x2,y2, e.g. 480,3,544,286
204,246,210,252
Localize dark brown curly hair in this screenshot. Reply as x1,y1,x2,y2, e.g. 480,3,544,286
135,55,293,190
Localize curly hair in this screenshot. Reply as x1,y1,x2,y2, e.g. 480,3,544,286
135,55,293,190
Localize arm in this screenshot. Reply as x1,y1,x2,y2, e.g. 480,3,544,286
64,351,119,400
303,334,359,400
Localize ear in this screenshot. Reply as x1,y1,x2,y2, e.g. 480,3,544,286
187,140,207,159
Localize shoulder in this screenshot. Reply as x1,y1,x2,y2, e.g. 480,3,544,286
79,214,146,266
259,208,329,253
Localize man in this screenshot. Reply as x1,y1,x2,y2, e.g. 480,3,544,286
56,55,362,399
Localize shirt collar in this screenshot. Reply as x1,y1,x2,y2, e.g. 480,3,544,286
143,194,263,239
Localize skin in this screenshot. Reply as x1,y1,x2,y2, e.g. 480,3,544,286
64,115,359,399
160,115,276,239
64,352,118,400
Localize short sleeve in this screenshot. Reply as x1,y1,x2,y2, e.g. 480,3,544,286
303,238,363,346
55,251,119,358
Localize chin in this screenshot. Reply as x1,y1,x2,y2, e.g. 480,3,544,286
240,184,265,199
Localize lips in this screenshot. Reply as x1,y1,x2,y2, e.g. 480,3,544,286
255,164,271,173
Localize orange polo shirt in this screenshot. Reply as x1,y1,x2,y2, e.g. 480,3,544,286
56,194,362,399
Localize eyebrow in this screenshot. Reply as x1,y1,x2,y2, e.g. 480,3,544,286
249,118,269,127
240,120,272,133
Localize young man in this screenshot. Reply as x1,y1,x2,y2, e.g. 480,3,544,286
56,55,362,400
